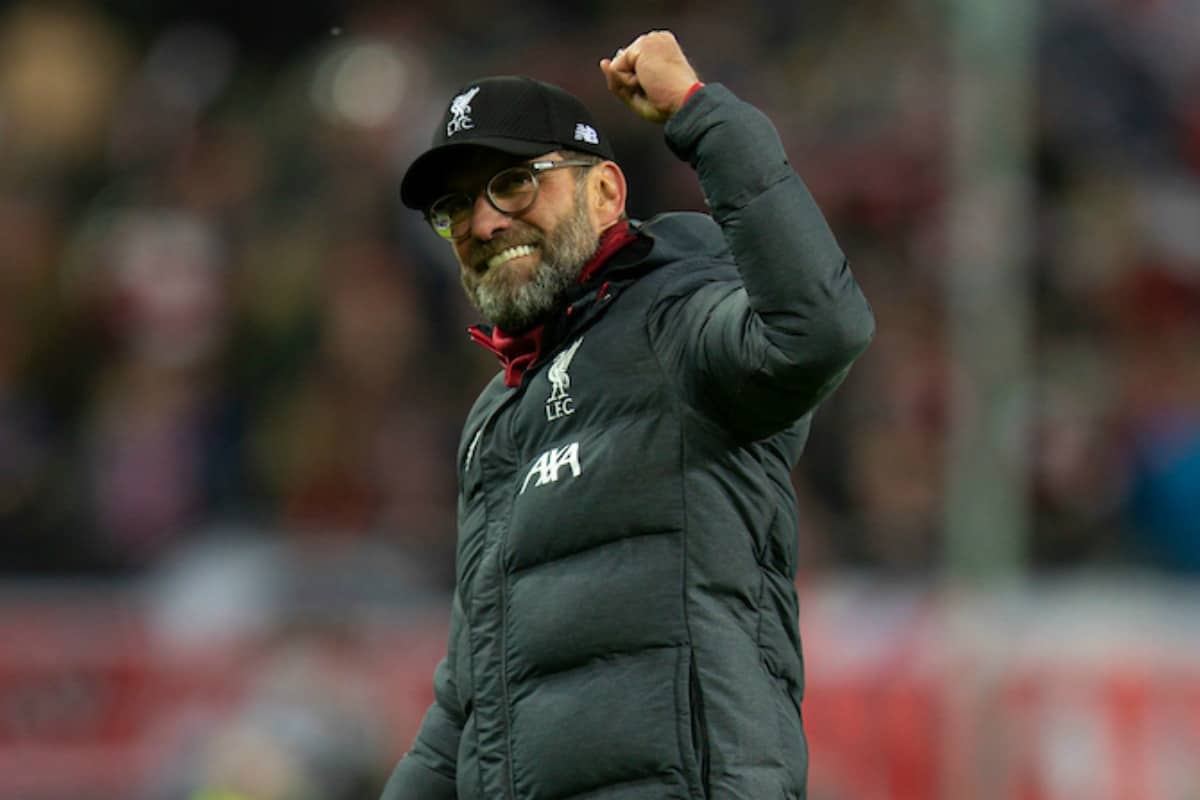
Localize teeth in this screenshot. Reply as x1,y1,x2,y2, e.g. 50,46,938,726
487,244,536,269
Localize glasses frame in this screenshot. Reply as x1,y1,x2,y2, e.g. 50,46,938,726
426,158,599,241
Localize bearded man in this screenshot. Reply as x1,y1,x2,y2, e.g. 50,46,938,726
382,30,874,800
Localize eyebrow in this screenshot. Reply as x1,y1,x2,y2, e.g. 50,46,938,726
443,155,522,193
442,151,563,194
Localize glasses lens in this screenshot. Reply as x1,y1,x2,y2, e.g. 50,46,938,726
488,167,538,214
428,194,472,239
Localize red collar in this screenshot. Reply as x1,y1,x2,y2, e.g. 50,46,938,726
468,325,544,388
468,221,635,387
578,220,636,283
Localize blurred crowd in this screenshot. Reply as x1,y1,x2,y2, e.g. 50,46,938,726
1,0,1198,583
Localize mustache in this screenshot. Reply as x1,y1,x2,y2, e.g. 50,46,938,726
469,228,544,271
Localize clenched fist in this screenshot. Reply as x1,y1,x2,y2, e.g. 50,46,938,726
599,31,700,124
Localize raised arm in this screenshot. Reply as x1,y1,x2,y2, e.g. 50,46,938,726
603,32,874,438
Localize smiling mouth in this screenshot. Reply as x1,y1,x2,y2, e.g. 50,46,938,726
484,244,538,270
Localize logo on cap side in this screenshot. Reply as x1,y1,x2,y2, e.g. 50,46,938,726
573,123,599,145
447,87,481,137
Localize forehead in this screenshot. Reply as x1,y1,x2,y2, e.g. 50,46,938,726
441,148,560,193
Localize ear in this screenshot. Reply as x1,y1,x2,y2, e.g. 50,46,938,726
587,161,627,231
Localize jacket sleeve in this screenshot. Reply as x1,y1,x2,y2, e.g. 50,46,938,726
379,593,465,800
653,83,874,438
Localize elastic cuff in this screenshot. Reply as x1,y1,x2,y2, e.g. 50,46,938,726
681,81,706,108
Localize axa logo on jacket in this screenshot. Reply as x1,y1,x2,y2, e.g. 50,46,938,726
520,441,582,494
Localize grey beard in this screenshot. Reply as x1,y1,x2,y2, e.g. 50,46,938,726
468,189,598,332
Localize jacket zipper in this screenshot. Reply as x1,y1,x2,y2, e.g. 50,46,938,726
469,396,519,800
488,401,518,800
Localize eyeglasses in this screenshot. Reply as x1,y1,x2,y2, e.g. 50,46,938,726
426,159,598,241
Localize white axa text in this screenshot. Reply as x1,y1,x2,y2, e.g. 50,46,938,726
520,442,582,494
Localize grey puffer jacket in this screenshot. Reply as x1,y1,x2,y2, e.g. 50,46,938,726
382,83,874,800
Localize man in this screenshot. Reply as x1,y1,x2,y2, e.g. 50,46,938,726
383,31,873,800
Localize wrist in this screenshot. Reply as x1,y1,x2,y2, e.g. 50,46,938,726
680,81,706,107
663,81,705,120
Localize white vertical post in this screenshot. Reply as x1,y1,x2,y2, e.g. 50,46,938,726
943,0,1036,578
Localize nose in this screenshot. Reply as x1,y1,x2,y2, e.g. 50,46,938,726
469,191,511,241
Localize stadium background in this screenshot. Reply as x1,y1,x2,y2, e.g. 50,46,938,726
2,0,1199,797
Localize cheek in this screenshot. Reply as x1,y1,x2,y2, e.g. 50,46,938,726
453,243,473,267
460,266,478,292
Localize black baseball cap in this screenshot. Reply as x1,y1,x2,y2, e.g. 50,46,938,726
400,76,616,210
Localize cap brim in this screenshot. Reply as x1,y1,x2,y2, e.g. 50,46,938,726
400,137,565,210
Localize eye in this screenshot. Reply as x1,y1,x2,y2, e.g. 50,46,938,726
489,167,536,200
447,196,473,218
